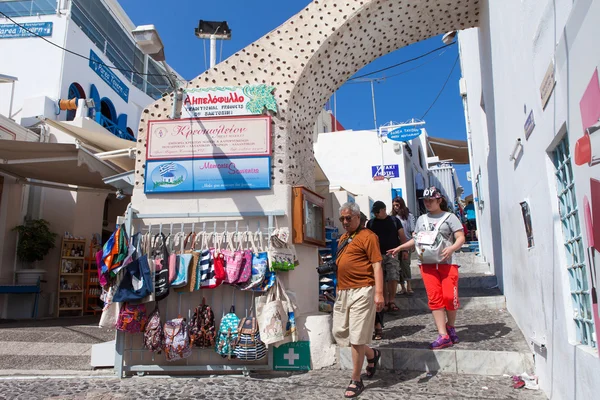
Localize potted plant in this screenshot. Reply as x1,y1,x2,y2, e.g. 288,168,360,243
13,218,58,264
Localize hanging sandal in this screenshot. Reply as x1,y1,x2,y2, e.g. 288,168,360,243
344,379,365,398
363,348,380,379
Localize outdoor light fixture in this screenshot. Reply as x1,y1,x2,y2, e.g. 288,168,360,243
442,31,457,45
132,24,166,62
195,20,232,68
194,20,232,39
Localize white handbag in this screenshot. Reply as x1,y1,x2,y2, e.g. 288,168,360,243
415,213,452,264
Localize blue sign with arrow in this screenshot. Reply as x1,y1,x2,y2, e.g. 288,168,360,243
387,126,423,142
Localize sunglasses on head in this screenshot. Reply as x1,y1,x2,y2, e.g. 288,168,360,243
339,215,355,222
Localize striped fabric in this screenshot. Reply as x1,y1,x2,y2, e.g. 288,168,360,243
199,249,218,289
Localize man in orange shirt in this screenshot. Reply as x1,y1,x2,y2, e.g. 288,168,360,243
332,202,385,398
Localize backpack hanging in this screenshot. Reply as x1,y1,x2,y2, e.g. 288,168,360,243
143,304,164,353
215,306,240,359
233,316,267,361
163,317,192,361
116,303,148,333
189,298,216,348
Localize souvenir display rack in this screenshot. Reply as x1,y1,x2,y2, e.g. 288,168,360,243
57,238,86,317
113,206,286,378
84,240,102,315
318,225,338,313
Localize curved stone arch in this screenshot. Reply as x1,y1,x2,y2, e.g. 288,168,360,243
135,0,479,190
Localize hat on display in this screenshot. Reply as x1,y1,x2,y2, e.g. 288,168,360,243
371,201,386,213
420,186,444,199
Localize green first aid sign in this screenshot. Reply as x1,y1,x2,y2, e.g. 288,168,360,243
273,341,311,371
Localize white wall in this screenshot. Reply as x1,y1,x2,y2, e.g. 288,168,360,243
460,0,600,398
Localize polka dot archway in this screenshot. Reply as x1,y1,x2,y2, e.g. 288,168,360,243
135,0,480,190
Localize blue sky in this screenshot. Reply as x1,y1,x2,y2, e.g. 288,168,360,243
121,0,472,195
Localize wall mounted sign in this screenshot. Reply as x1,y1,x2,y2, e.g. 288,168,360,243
89,50,129,103
386,126,423,142
273,341,311,371
520,201,535,249
147,116,271,160
371,164,399,179
144,157,271,193
181,85,277,118
540,61,556,110
524,110,535,140
0,22,52,39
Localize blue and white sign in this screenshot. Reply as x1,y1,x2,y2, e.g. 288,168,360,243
145,157,271,193
387,126,423,142
0,22,52,39
372,164,399,179
89,50,129,103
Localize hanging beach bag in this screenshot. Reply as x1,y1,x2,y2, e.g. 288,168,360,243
111,251,153,303
233,316,267,361
237,249,253,284
222,249,244,284
256,279,286,345
143,305,164,353
166,234,178,284
215,306,240,359
152,233,170,301
415,213,452,264
163,317,192,361
189,298,216,348
116,303,148,333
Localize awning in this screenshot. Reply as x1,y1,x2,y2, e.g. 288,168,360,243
428,137,470,164
42,117,136,171
0,140,122,190
103,170,134,195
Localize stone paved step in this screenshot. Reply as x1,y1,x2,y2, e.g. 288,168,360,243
0,369,547,400
340,309,533,376
394,287,506,311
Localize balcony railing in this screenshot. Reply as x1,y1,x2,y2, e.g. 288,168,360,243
95,114,135,142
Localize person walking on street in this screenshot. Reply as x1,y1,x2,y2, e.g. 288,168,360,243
391,197,416,295
367,201,406,312
387,187,465,350
333,202,385,398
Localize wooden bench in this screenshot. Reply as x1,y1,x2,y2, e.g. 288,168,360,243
0,279,41,318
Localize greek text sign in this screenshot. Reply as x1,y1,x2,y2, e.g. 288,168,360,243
147,116,271,159
386,126,423,142
144,157,271,193
182,85,277,118
0,22,52,39
89,50,129,103
372,164,399,178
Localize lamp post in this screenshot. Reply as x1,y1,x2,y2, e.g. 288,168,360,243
132,25,178,90
194,20,232,68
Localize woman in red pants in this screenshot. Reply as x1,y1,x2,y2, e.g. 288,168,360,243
387,187,465,349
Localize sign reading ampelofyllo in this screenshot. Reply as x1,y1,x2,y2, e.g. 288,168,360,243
181,85,277,118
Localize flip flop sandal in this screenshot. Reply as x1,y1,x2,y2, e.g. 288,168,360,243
388,303,400,312
344,379,365,398
363,348,381,380
372,328,383,341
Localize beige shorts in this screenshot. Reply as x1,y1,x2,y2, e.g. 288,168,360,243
332,286,376,347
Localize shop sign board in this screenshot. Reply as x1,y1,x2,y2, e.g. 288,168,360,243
540,61,556,110
89,50,129,103
0,22,52,39
147,116,271,160
524,110,535,140
181,85,278,118
144,157,271,193
386,125,423,142
273,341,311,371
372,164,399,179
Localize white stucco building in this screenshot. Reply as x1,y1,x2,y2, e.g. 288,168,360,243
0,0,180,318
459,0,600,398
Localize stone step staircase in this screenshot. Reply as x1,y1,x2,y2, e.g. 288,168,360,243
339,252,534,376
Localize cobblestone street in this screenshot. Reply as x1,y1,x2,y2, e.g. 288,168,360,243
0,369,546,400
